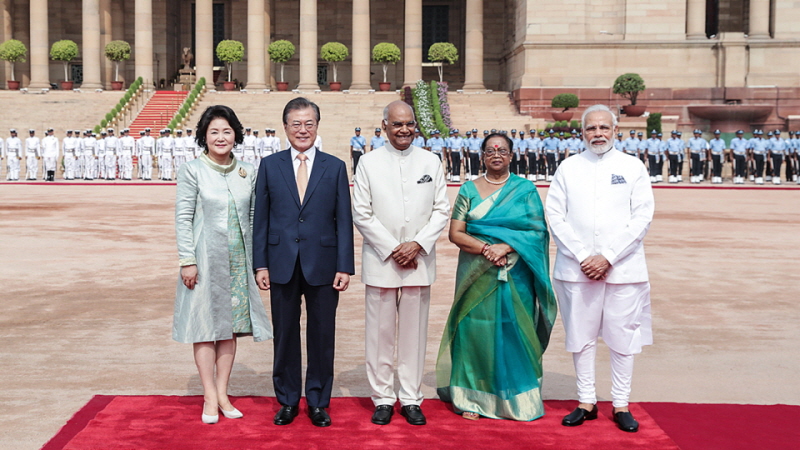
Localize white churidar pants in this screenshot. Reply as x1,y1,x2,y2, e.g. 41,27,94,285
365,285,430,408
572,339,635,408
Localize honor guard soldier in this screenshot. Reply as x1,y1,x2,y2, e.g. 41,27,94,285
623,130,639,158
5,129,22,180
160,129,175,180
370,127,385,152
534,130,546,179
25,129,41,180
251,129,262,169
97,131,108,179
791,131,799,183
173,129,188,173
449,129,465,182
74,130,86,179
426,129,445,164
708,130,725,184
139,128,155,180
466,128,483,180
350,127,367,175
665,131,682,183
542,129,559,181
259,128,273,159
83,131,98,180
135,131,145,178
411,128,426,149
463,130,472,175
566,129,583,159
730,130,748,184
0,130,3,178
635,132,646,163
185,128,198,161
645,130,661,183
767,129,788,184
242,127,257,166
105,129,120,180
688,130,709,183
41,128,59,181
674,131,685,181
515,130,528,176
614,132,624,152
117,129,134,180
749,130,768,184
61,130,77,180
523,130,537,180
510,129,521,174
764,131,774,182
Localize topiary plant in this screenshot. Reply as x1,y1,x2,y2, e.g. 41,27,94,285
372,43,401,84
613,73,646,105
551,93,579,112
268,40,295,83
0,39,27,82
50,39,79,82
427,42,458,83
216,40,244,83
104,40,131,82
320,42,348,83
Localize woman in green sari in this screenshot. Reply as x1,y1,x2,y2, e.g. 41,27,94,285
436,133,557,421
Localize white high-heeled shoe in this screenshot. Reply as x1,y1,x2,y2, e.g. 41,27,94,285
220,406,243,419
202,413,219,424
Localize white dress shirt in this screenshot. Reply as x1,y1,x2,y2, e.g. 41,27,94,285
290,146,316,178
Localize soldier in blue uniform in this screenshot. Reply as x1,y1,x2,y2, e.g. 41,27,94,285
688,129,709,183
708,130,726,184
644,130,661,182
543,129,559,181
370,127,385,152
623,130,639,158
411,128,426,149
515,130,528,176
730,130,749,184
449,129,465,182
350,127,367,175
749,130,768,184
466,128,482,180
767,129,788,184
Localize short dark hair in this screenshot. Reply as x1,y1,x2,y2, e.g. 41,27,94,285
481,132,514,154
195,105,245,150
282,97,321,125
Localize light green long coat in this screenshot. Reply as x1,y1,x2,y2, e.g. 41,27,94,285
173,154,272,344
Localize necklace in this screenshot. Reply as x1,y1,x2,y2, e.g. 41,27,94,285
483,172,510,185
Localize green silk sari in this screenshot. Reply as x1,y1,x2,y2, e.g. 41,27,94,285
436,175,557,421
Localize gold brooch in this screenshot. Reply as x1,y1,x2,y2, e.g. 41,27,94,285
239,167,247,178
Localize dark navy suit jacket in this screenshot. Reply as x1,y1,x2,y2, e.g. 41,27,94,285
253,149,354,285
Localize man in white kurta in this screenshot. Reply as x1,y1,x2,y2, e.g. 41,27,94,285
546,104,654,433
352,101,450,426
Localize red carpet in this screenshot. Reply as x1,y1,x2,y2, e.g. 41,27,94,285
41,396,684,450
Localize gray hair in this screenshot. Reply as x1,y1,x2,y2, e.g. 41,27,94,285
581,104,618,129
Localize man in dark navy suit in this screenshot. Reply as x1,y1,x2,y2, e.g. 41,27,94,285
253,97,354,427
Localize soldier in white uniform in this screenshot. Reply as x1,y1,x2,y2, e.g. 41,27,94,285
242,127,258,165
118,129,135,180
160,129,175,180
5,129,22,180
104,129,120,180
173,129,187,173
25,129,41,180
184,128,199,161
41,128,60,182
352,100,450,426
135,131,145,178
546,104,654,433
97,131,108,179
139,128,155,180
81,131,97,180
74,131,86,179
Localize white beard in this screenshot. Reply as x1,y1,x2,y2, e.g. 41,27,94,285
584,137,613,155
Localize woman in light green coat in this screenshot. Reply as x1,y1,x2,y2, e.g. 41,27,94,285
174,105,272,424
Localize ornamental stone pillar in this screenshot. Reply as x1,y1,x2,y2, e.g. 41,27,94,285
462,0,485,90
749,0,770,39
134,0,153,86
246,0,267,89
349,0,371,90
297,0,319,90
82,0,103,89
100,0,112,88
402,0,422,87
685,0,706,40
28,0,50,89
195,0,214,86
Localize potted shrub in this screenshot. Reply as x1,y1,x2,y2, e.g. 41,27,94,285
551,93,579,122
50,39,79,90
372,42,401,91
320,42,348,91
0,39,27,90
268,40,295,91
216,40,244,91
613,73,646,116
104,40,131,90
427,42,458,83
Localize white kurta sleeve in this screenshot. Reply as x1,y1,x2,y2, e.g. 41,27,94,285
600,164,654,266
352,159,401,261
546,167,591,263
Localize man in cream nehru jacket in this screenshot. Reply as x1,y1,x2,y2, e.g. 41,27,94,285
352,100,449,426
546,104,654,433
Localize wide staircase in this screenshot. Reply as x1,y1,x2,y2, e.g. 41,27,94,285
129,91,188,135
185,91,535,168
0,91,122,135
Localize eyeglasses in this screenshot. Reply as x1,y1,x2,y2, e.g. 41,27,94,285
484,148,510,157
289,121,318,131
387,121,417,130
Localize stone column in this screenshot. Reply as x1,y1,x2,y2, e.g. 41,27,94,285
297,0,319,90
402,0,422,87
246,0,267,89
264,0,272,88
749,0,770,39
349,0,370,90
2,0,14,84
195,0,214,86
100,0,112,88
111,0,125,82
685,0,706,40
28,0,50,89
135,0,153,86
462,0,485,90
82,0,103,89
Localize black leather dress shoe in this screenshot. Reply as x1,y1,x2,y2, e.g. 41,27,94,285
561,405,598,427
400,405,426,425
371,404,394,425
614,410,639,432
308,407,332,427
273,405,299,425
